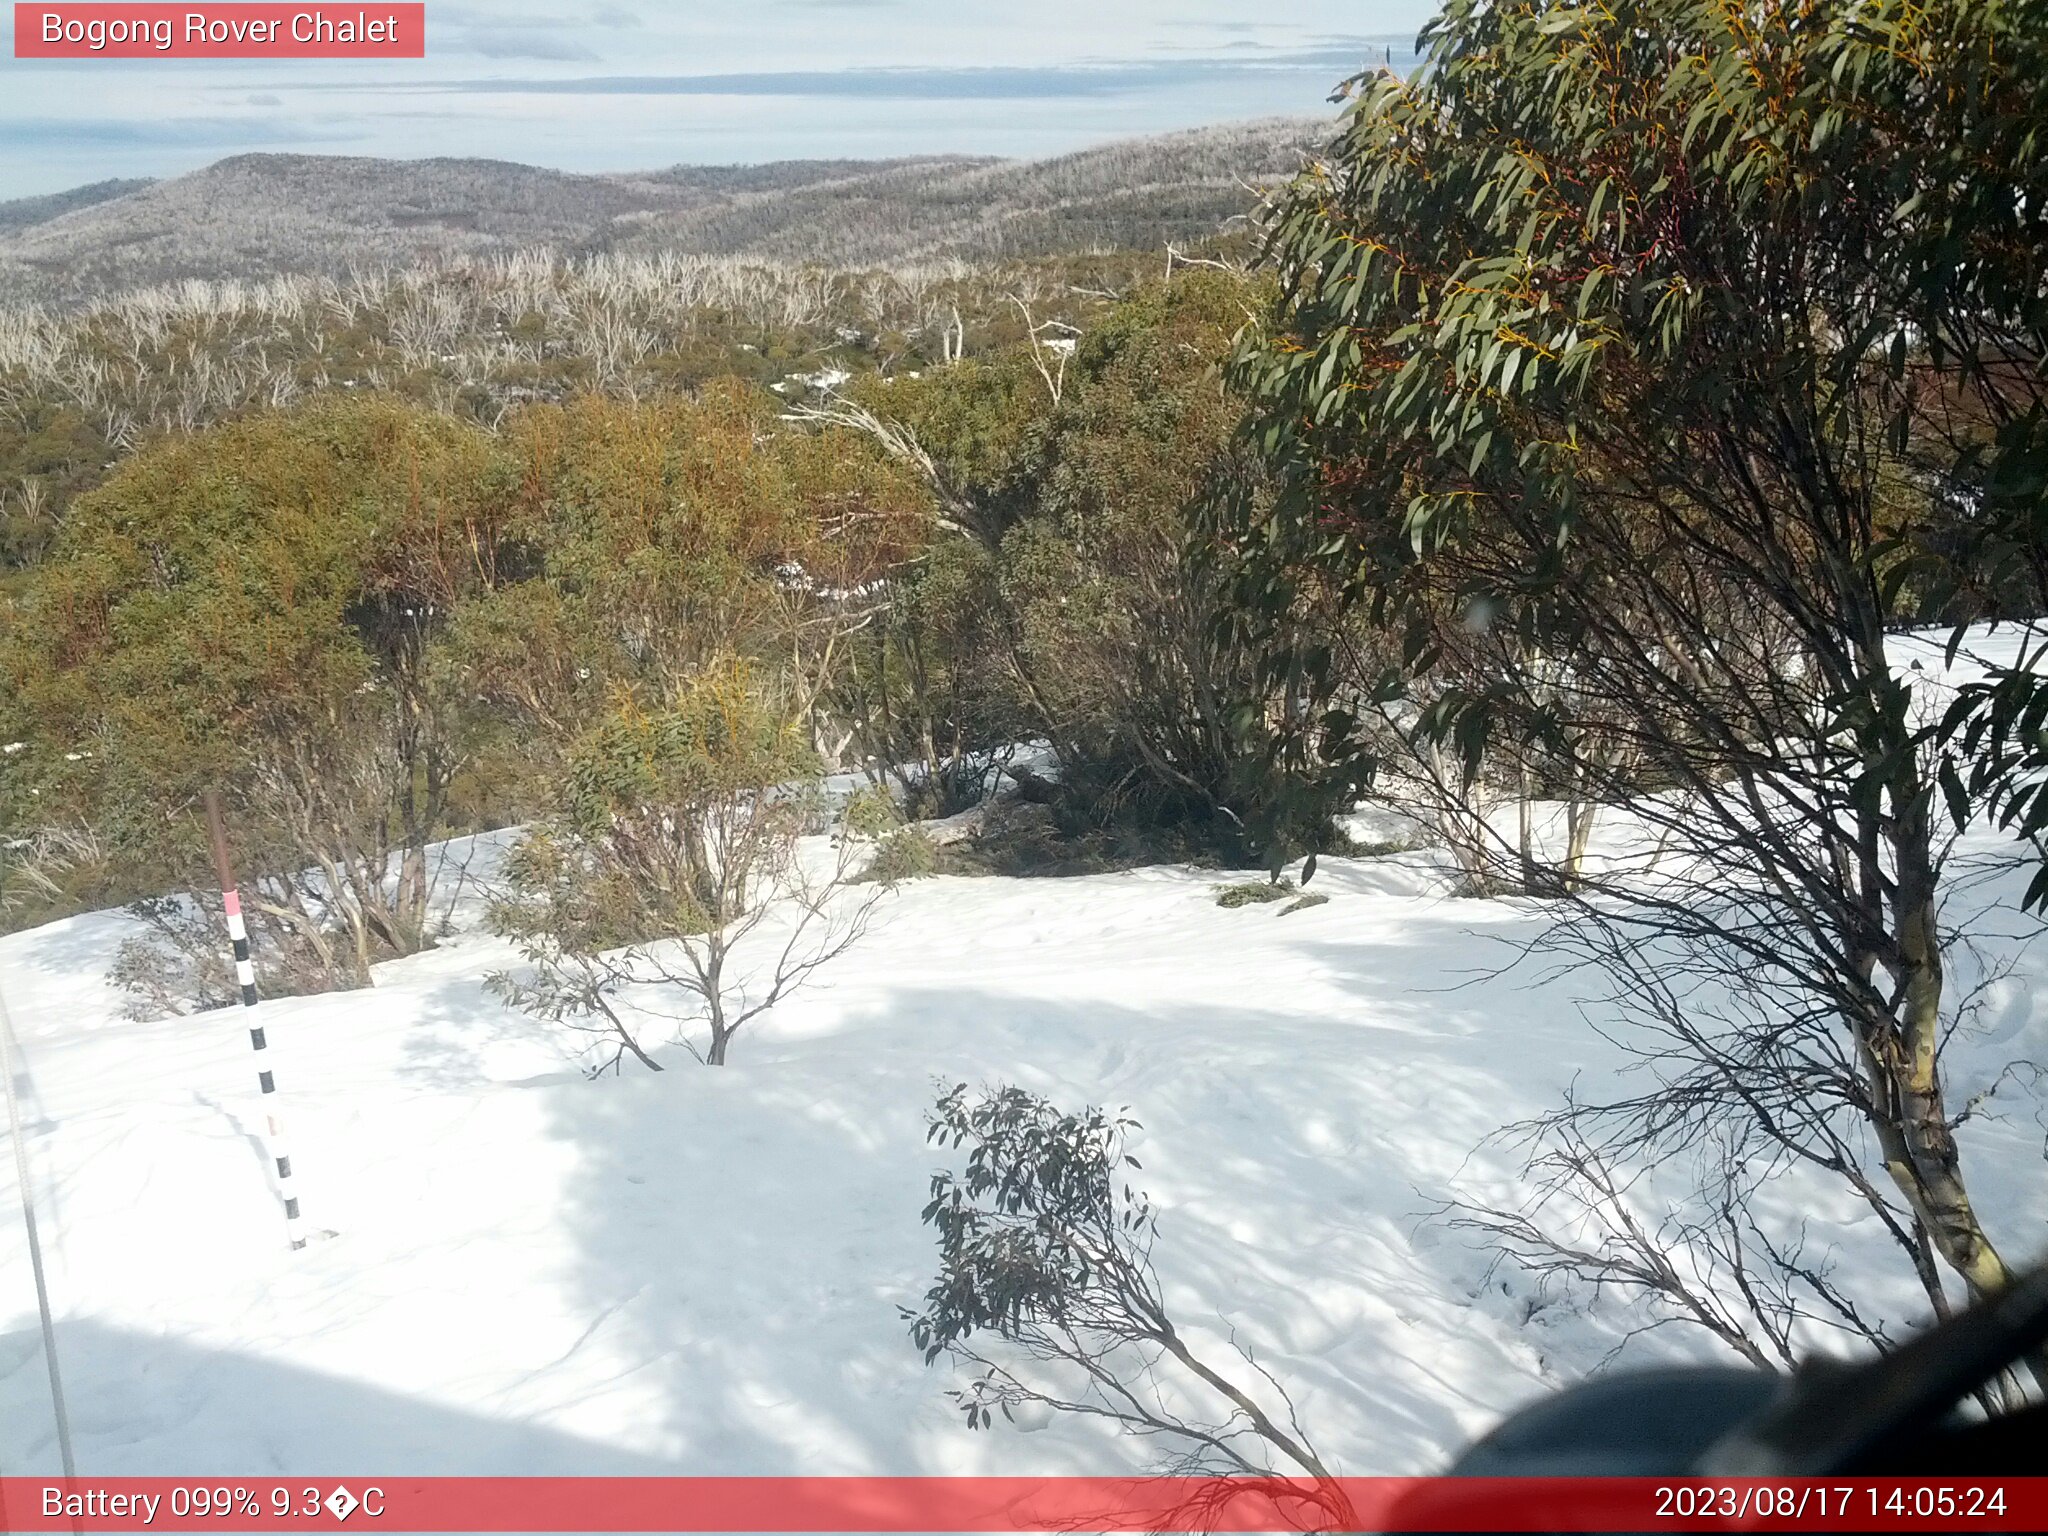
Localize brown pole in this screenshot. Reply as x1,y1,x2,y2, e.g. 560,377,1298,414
203,787,236,894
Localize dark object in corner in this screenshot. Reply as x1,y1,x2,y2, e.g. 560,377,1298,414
1391,1265,2048,1531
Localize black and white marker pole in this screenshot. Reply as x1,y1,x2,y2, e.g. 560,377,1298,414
204,790,306,1252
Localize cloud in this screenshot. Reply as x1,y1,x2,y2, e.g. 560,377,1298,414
426,2,516,23
0,116,356,149
414,47,1401,101
430,1,637,38
443,29,603,61
419,2,614,61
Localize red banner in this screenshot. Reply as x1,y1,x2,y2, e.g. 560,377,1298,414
0,1477,2042,1532
12,5,425,58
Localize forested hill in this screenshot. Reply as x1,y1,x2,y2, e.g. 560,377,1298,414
0,118,1323,304
0,178,156,239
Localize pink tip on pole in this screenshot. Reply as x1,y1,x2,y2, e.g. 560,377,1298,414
222,890,242,918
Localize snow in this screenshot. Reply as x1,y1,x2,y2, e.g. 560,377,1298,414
2,635,2046,1478
786,367,853,396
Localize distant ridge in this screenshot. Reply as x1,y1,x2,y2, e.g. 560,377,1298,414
0,178,157,239
0,119,1325,304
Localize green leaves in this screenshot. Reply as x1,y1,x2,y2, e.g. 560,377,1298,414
1942,642,2048,907
907,1083,1152,1369
1225,0,2048,881
6,395,502,810
561,667,816,837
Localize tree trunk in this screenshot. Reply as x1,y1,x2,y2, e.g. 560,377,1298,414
1517,761,1536,892
703,942,731,1066
1563,791,1596,892
1869,707,2046,1389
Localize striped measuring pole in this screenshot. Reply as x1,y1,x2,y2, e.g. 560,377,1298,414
203,790,307,1252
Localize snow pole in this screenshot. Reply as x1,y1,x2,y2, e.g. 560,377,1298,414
1,975,79,1490
203,790,306,1252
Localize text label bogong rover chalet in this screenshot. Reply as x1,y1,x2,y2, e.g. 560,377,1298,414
14,4,426,57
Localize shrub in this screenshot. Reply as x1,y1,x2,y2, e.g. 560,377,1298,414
907,1084,1340,1497
488,664,881,1070
3,394,514,980
994,272,1307,861
864,827,939,885
109,894,337,1020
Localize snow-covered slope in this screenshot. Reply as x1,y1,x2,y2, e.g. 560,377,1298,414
4,640,2046,1478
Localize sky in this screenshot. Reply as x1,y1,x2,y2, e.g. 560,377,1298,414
0,2,1436,199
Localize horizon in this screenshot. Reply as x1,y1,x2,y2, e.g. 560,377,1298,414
0,1,1432,200
0,114,1339,207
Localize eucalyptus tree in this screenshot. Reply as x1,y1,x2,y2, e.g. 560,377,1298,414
1229,0,2048,1341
